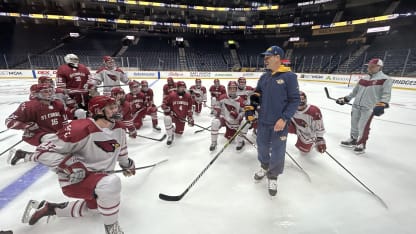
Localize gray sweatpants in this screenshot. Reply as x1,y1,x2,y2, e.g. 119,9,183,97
350,106,374,146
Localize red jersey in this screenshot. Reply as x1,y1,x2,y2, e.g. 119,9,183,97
209,85,226,99
141,88,155,107
5,99,68,145
163,83,177,97
56,63,90,105
162,92,193,119
125,92,145,113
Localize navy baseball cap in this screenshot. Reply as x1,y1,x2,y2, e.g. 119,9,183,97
261,46,285,57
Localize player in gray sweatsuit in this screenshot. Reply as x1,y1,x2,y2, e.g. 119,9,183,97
336,58,393,154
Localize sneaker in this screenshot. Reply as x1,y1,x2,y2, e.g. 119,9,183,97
268,178,278,196
340,138,357,148
153,125,161,132
105,221,124,234
254,168,267,182
354,144,366,154
7,149,28,166
166,135,174,146
236,141,245,151
209,142,217,151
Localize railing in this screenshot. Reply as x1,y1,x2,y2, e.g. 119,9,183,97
1,48,415,76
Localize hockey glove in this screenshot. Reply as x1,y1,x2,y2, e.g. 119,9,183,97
25,122,40,131
249,92,261,108
128,129,137,139
163,107,171,116
316,137,327,153
58,161,88,184
188,116,194,127
336,97,350,105
373,102,388,116
244,105,256,122
119,158,136,177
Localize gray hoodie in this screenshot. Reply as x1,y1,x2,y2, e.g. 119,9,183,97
346,71,393,110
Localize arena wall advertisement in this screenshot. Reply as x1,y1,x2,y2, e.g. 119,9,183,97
0,70,414,90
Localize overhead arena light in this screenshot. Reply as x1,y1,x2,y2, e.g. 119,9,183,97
366,26,390,33
176,37,184,42
126,35,135,40
289,37,300,42
69,32,80,38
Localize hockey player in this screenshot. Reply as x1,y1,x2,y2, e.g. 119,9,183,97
162,77,177,98
336,58,393,154
209,81,247,151
125,80,146,130
111,87,137,138
140,80,161,131
90,56,130,96
189,78,207,114
56,53,91,109
5,84,68,165
38,76,55,87
162,81,194,146
288,91,326,154
209,79,226,115
236,77,255,104
21,95,135,234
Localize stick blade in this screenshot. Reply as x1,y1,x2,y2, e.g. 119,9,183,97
159,193,183,202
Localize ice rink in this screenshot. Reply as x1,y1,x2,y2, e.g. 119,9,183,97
0,77,415,234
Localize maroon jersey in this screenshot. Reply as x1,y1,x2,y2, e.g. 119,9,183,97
162,92,193,119
141,88,155,107
56,63,90,105
118,100,135,132
163,83,177,97
125,92,145,113
209,85,226,99
5,99,68,145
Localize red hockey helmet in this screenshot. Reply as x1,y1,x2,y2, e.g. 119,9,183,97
167,77,174,86
141,80,149,92
88,95,117,116
214,78,220,86
227,81,238,98
299,91,307,109
111,87,125,97
237,77,246,89
103,56,115,69
38,76,54,86
34,83,53,101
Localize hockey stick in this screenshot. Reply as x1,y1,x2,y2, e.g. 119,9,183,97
325,151,388,209
0,139,23,157
138,134,167,141
241,134,311,182
157,110,211,132
194,125,211,134
104,159,168,174
285,152,312,183
0,129,9,134
159,121,251,202
324,87,352,105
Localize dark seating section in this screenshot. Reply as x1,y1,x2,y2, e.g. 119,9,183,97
0,26,415,76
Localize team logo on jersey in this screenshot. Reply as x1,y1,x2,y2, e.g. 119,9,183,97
94,139,120,152
293,118,308,128
276,79,284,85
107,74,118,81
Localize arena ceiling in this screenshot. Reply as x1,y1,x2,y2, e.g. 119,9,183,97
0,0,413,38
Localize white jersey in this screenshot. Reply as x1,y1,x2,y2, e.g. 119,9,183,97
92,67,129,96
189,85,207,103
33,118,129,187
291,104,325,144
215,94,245,129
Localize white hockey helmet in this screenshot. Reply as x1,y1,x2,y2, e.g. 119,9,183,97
64,54,79,68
